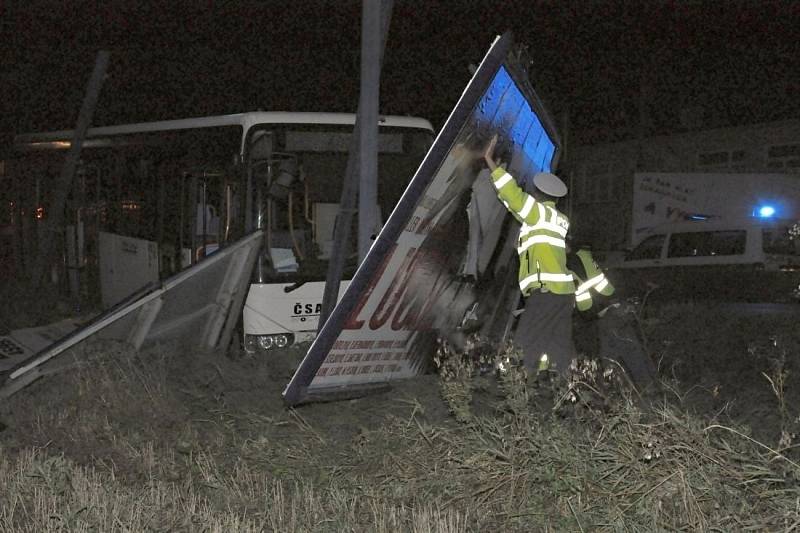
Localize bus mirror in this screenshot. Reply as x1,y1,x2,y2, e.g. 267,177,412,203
268,160,298,200
249,131,273,160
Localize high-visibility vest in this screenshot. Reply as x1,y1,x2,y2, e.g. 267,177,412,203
570,248,614,311
490,167,574,295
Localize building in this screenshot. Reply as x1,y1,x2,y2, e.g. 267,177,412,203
567,119,800,250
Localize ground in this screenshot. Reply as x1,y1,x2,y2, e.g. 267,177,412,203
1,288,799,531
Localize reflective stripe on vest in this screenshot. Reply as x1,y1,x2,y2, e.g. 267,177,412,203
520,271,574,292
493,172,514,189
575,291,592,302
519,196,536,218
520,204,569,238
595,278,609,293
518,234,566,252
571,249,615,310
576,273,607,294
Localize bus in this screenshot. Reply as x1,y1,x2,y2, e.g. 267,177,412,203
4,112,435,353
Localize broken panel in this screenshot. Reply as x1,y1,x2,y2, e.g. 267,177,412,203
1,230,262,398
284,32,561,405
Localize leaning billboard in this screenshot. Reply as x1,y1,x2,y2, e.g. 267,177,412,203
284,32,561,405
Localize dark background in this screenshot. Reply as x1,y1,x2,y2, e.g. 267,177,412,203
1,1,799,155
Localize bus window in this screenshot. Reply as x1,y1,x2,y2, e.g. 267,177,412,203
9,124,243,302
8,112,434,312
246,124,433,282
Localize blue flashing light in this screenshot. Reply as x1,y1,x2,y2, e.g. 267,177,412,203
756,205,776,218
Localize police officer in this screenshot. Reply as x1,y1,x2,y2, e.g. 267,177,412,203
567,240,657,386
482,136,576,375
567,241,615,357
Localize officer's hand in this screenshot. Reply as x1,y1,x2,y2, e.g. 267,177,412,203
483,135,498,171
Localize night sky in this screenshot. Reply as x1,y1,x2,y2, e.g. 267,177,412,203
1,1,798,154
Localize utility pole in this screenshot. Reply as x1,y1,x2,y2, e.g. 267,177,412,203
31,50,110,289
318,0,393,329
357,0,382,263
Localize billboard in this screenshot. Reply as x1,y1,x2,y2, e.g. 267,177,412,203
283,32,561,405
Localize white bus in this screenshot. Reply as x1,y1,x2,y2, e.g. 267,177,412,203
5,112,435,353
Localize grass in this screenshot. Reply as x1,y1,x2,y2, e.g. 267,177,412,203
0,447,470,532
1,303,799,531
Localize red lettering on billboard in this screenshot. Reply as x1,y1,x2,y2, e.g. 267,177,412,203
389,259,453,331
368,247,419,330
344,244,398,330
413,270,454,328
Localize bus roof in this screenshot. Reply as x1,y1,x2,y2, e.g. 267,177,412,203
13,111,435,150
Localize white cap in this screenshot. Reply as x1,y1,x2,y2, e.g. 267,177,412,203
532,172,567,198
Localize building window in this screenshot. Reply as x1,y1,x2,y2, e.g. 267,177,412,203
578,166,621,204
768,144,800,158
587,162,609,176
767,143,800,170
574,173,586,201
697,151,730,167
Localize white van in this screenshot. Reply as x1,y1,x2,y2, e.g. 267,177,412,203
613,217,800,303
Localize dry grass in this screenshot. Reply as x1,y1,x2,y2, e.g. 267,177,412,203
0,446,469,532
1,304,799,531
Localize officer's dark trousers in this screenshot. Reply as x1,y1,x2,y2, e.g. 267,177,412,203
514,290,576,374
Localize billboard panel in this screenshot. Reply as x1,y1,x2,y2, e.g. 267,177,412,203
1,231,262,399
284,32,561,405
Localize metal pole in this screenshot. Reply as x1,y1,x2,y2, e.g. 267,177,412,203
319,0,393,329
31,50,110,289
357,0,381,262
561,109,572,220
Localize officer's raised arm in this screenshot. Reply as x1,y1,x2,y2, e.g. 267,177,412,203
483,134,499,172
481,136,540,225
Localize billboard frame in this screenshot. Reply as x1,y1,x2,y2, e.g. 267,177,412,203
283,31,561,405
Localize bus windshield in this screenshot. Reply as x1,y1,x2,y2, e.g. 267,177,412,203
245,123,433,281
